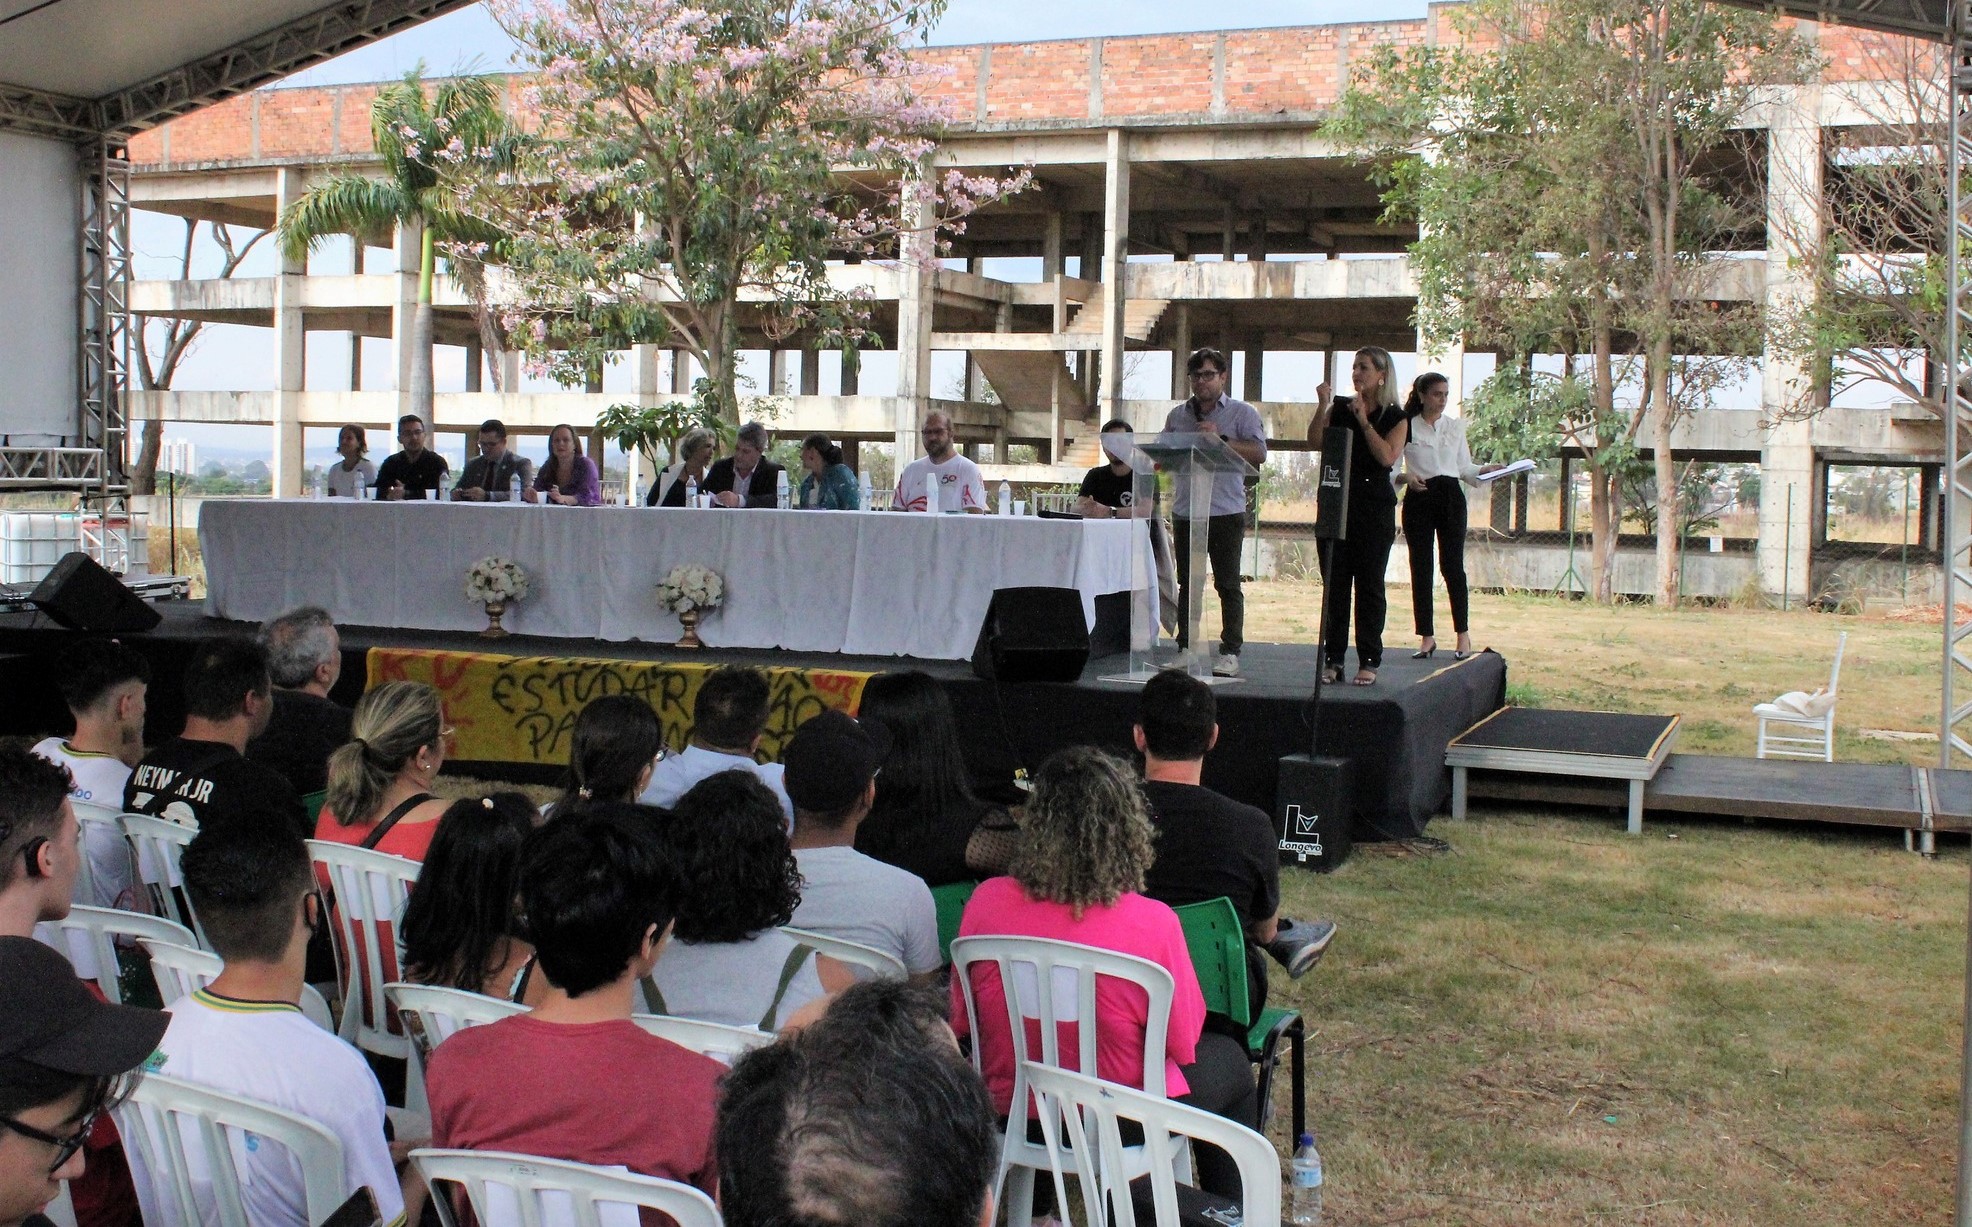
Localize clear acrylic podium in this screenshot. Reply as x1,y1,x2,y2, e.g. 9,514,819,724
1098,430,1258,684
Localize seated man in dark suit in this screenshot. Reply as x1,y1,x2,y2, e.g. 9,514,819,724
704,421,785,508
453,418,536,502
246,606,353,797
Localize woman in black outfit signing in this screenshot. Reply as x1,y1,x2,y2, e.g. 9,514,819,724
1307,347,1408,686
1400,372,1498,659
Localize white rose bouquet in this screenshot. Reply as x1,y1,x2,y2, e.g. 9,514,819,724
465,556,531,605
656,563,724,613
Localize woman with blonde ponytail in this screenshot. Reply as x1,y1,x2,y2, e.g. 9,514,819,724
312,680,451,862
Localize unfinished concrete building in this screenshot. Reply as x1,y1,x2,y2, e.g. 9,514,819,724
121,7,1949,602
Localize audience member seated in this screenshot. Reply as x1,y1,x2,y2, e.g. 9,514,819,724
543,696,661,822
426,806,722,1201
640,667,792,823
951,745,1253,1198
0,747,78,939
313,681,451,862
34,639,150,910
1076,419,1157,518
645,773,853,1029
147,827,405,1227
704,421,784,508
646,427,716,507
1135,670,1335,1009
399,794,546,1006
451,418,535,502
783,711,940,978
533,423,602,506
246,606,352,798
324,424,375,498
124,638,307,842
717,980,997,1227
796,433,859,510
0,938,168,1227
374,415,449,501
853,671,1019,886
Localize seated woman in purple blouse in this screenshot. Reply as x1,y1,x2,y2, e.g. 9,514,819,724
534,423,603,506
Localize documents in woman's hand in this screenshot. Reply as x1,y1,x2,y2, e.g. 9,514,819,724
1476,458,1537,483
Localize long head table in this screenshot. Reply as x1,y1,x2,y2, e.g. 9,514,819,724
199,500,1148,659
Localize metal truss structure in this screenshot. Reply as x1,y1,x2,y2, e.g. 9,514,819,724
78,141,131,494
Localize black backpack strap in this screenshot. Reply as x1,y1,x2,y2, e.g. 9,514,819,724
360,792,433,851
759,943,815,1031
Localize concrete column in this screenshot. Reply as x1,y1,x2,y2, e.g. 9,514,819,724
392,217,424,422
1244,340,1265,403
499,349,521,395
623,343,663,498
670,350,692,395
768,350,790,396
1042,212,1064,281
840,348,860,396
799,348,821,396
271,168,307,498
895,175,935,460
464,339,483,393
348,240,364,391
1757,84,1823,601
1098,129,1132,426
1170,304,1192,400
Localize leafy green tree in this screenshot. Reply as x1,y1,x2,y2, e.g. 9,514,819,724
1327,0,1810,603
275,67,520,423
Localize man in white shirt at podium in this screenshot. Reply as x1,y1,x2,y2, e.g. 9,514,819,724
893,412,986,513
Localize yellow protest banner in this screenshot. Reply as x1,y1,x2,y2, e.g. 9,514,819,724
366,647,873,766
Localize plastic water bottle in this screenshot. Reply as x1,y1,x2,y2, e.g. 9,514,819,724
775,469,790,510
311,473,326,500
685,475,699,508
1289,1132,1323,1225
998,479,1012,516
509,473,523,504
857,469,873,510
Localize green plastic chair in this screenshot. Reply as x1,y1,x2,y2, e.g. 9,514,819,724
302,789,328,825
931,880,980,965
1172,897,1307,1143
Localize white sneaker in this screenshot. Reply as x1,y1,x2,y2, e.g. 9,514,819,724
1213,653,1240,677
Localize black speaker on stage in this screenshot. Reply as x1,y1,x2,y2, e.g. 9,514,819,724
970,586,1089,683
29,552,161,633
1276,753,1353,871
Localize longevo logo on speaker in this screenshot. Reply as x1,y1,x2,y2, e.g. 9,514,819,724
1279,803,1323,861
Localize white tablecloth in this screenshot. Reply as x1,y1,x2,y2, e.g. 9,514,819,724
200,501,1148,659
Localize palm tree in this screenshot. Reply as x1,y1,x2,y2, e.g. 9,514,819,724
276,66,517,422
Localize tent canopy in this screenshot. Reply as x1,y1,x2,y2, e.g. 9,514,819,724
0,0,476,141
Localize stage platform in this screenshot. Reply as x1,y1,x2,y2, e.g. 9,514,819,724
0,601,1506,838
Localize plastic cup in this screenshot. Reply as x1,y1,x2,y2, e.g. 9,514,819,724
425,489,438,501
1013,500,1028,516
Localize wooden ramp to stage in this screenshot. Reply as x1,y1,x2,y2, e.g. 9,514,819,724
1447,708,1680,834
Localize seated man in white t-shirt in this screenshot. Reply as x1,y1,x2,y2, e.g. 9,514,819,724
641,666,793,824
783,711,941,980
892,411,986,513
33,638,149,910
143,826,407,1227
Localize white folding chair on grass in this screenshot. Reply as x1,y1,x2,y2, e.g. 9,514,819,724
411,1148,722,1227
630,1013,775,1065
778,926,907,980
114,1072,352,1227
140,938,336,1031
949,935,1178,1227
1026,1063,1282,1227
1755,630,1846,761
36,905,194,1004
122,813,203,943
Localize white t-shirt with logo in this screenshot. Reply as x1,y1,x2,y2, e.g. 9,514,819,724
895,453,986,513
143,990,405,1227
32,736,137,910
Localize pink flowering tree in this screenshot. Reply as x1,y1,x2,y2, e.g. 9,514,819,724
473,0,1029,423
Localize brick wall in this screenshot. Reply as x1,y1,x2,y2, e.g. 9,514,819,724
126,13,1935,170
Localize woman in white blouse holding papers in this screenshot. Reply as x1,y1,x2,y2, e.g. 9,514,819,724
1401,372,1498,660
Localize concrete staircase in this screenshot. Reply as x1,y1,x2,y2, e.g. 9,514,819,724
1065,289,1170,342
971,350,1080,415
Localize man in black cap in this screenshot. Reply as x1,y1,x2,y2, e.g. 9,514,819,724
0,937,167,1227
785,710,941,979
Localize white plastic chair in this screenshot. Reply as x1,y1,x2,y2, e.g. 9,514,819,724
122,813,203,943
113,1072,351,1227
1755,631,1846,761
306,840,420,1062
950,935,1177,1226
412,1148,722,1227
139,938,336,1031
71,800,137,911
779,925,907,980
1025,1063,1281,1227
387,981,528,1105
36,905,195,1003
630,1013,775,1065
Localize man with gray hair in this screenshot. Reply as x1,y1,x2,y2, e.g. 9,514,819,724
705,420,786,508
245,606,351,797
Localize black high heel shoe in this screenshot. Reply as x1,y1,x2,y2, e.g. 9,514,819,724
1412,639,1436,660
